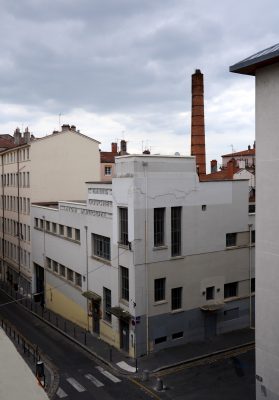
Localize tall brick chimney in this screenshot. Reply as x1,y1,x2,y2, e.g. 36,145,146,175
191,69,206,176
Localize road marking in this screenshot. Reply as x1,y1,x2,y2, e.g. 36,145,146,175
85,373,104,387
56,387,68,398
95,366,121,383
66,377,86,392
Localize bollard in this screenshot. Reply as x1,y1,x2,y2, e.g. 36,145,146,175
64,321,67,332
74,327,76,338
48,311,50,322
156,378,163,391
142,370,149,382
84,331,87,345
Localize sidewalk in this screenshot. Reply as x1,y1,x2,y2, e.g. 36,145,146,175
0,280,255,377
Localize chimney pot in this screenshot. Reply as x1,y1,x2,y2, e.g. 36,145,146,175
248,145,251,150
111,142,118,153
23,127,30,143
210,159,217,173
120,140,127,154
61,124,70,131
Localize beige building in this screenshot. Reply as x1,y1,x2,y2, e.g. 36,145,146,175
0,124,100,294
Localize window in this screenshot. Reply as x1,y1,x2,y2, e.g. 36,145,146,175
92,234,111,260
202,205,207,211
226,233,237,247
224,282,238,298
46,257,51,269
172,331,183,340
154,208,165,247
206,286,215,300
59,224,64,235
154,336,167,344
249,204,255,214
52,223,57,234
75,273,82,287
104,166,112,176
171,287,182,310
251,230,255,244
251,278,255,293
59,264,65,277
52,261,58,273
120,266,129,301
35,218,38,228
67,269,74,282
46,221,50,231
103,287,112,322
75,229,80,241
67,226,72,238
154,278,166,302
40,219,44,230
119,207,128,246
171,207,182,257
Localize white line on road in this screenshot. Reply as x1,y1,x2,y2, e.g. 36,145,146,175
66,377,86,392
95,366,121,383
85,373,104,388
56,387,68,398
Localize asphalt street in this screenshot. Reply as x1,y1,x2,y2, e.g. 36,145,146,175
151,349,255,400
0,290,152,400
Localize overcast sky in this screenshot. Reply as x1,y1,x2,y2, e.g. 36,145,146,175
0,0,277,168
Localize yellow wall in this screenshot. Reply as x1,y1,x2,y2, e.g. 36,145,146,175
45,282,88,329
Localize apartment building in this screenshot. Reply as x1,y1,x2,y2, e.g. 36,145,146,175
32,154,255,358
231,43,279,400
0,124,100,294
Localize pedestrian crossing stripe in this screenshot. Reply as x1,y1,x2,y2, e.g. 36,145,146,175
85,373,104,387
66,377,86,392
95,366,121,383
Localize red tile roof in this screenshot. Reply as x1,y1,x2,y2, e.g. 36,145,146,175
222,148,255,158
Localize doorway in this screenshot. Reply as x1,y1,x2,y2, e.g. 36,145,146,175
120,320,129,352
92,301,100,335
204,313,217,339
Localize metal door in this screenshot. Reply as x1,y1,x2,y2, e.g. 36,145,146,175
205,313,217,339
120,320,129,352
92,301,100,335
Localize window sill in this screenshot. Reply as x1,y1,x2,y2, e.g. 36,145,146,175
170,308,183,314
91,255,111,266
170,255,184,260
153,245,168,251
118,243,130,250
119,299,129,307
154,300,167,306
34,227,81,245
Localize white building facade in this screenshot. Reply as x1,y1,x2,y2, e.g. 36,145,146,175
231,43,279,399
32,155,255,358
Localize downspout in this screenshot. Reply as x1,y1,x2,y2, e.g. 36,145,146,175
85,225,89,331
1,154,5,281
17,149,21,288
248,223,253,329
143,161,149,355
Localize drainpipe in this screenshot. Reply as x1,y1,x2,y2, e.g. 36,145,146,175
84,225,89,331
248,223,253,329
143,161,149,355
17,149,21,289
1,155,5,282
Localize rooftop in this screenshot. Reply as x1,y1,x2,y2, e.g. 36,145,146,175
230,43,279,75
